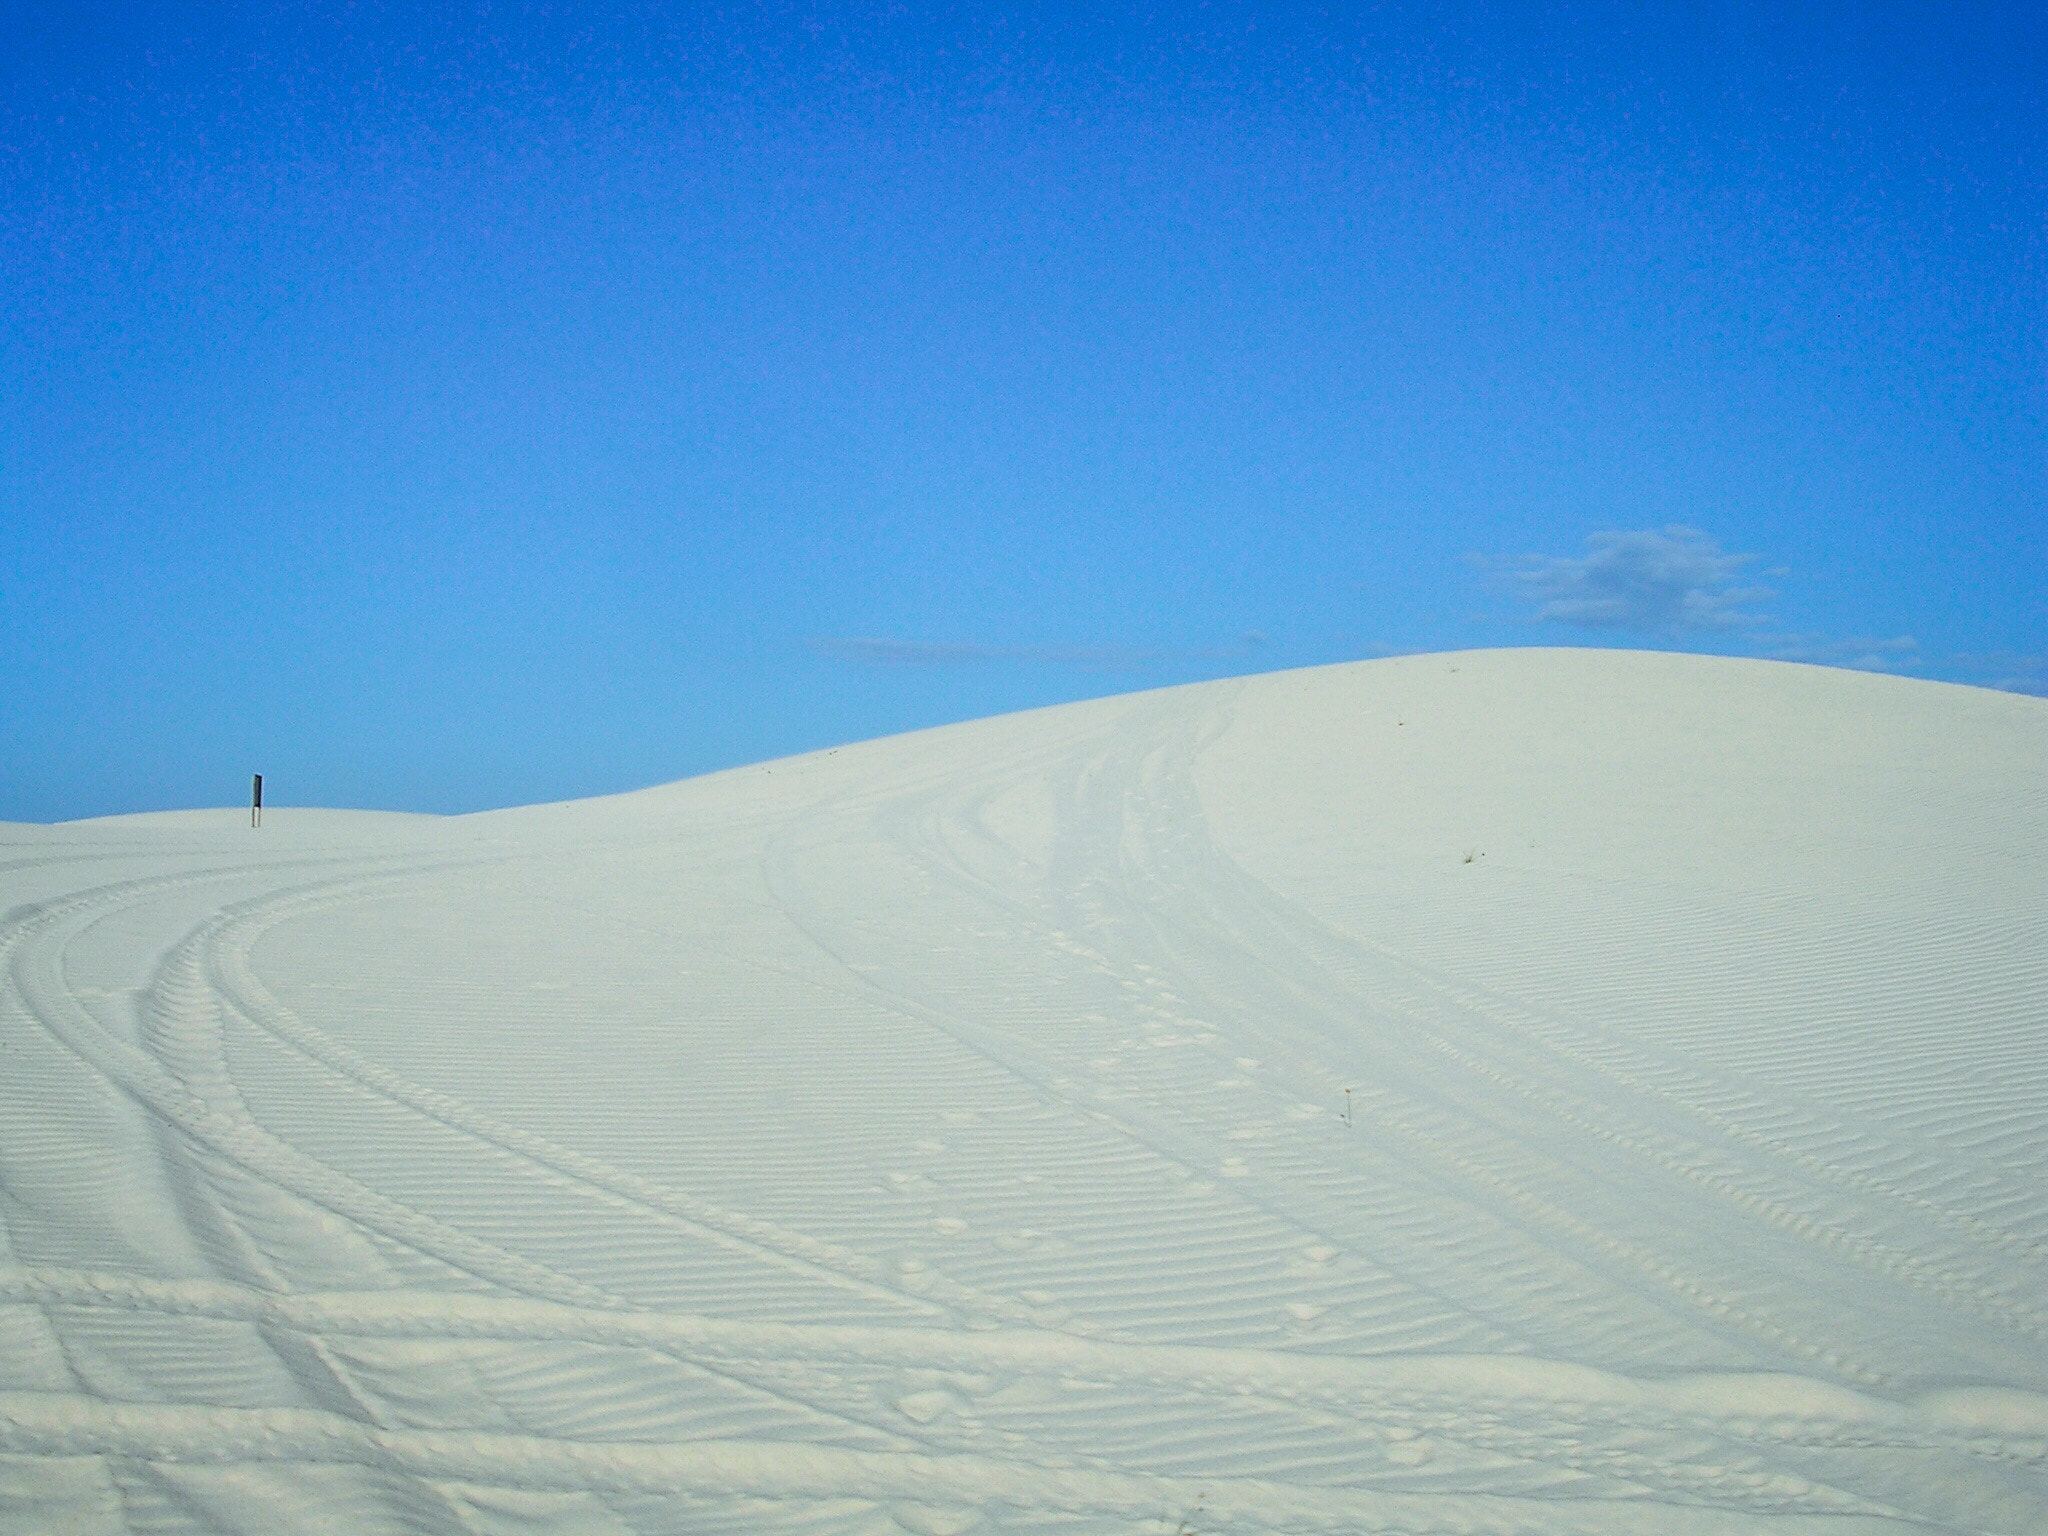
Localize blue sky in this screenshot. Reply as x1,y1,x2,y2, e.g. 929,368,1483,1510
4,3,2043,820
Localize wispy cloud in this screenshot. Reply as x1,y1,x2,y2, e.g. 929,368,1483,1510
811,632,1272,674
1491,526,1770,634
1482,528,1937,680
1950,650,2048,696
1759,634,1920,672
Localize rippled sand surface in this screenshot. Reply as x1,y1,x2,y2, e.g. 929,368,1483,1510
4,649,2045,1534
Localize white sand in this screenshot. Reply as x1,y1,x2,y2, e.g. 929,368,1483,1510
3,647,2045,1534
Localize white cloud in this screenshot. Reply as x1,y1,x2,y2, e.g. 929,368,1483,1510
1950,650,2048,696
1760,634,1920,673
1500,526,1769,633
811,633,1270,673
811,638,1023,667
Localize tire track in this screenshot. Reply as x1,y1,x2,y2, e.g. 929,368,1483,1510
831,697,1919,1388
9,871,633,1310
18,867,955,1462
10,1263,2046,1460
1102,781,2048,1358
191,868,1076,1332
9,1387,1930,1536
1044,698,2045,1376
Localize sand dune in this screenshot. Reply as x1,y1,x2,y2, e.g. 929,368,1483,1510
3,648,2045,1534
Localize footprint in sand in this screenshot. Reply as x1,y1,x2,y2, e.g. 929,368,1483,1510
896,1257,935,1293
895,1388,958,1424
891,1503,980,1535
1385,1435,1433,1466
1285,1242,1338,1277
1018,1288,1070,1325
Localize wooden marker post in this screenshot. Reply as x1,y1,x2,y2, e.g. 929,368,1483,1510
252,774,263,829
